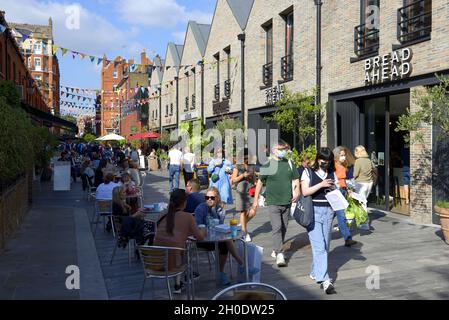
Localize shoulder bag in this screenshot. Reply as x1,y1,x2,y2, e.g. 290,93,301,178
291,167,314,229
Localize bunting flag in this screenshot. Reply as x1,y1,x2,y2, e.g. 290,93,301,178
61,48,68,56
90,56,95,62
97,58,103,65
0,24,6,33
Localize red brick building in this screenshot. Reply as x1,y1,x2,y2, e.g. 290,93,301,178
0,11,76,134
9,18,60,115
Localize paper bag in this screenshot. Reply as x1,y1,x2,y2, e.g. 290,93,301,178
237,242,263,283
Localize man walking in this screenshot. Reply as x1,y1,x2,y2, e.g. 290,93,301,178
182,147,196,187
252,140,300,267
168,145,183,193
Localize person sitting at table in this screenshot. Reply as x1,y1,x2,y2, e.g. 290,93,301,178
185,179,205,213
153,189,206,294
95,173,119,200
112,186,153,248
94,159,107,187
121,172,138,212
194,187,259,285
81,159,95,191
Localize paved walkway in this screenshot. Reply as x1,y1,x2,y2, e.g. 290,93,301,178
1,170,449,300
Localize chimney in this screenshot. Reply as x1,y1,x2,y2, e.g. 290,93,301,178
48,17,53,37
141,50,146,65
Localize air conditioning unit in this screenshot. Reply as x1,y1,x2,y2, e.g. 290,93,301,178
16,85,25,101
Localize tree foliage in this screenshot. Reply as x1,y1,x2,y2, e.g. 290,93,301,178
82,133,96,143
61,115,77,124
265,88,322,151
396,75,449,143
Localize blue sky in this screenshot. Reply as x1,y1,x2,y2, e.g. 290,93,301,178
2,0,216,90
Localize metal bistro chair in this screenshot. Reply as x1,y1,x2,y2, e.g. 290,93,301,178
212,282,287,300
137,245,190,300
92,199,115,238
109,215,138,266
86,178,97,202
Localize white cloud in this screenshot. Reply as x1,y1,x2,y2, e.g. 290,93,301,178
116,0,213,28
2,0,145,57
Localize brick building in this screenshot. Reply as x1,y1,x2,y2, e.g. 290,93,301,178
148,56,165,132
150,0,449,224
9,18,60,115
0,11,75,134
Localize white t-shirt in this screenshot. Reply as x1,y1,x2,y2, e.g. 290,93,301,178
301,169,339,187
168,149,183,166
182,153,196,173
95,182,119,200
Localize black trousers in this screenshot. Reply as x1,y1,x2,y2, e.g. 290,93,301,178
183,170,194,187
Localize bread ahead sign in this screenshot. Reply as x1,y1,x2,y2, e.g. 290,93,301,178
364,48,412,85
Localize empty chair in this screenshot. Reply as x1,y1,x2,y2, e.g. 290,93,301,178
92,199,115,237
137,245,188,300
109,215,137,266
212,282,287,300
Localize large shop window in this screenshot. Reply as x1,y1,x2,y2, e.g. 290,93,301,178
263,21,273,86
281,11,294,81
398,0,432,44
354,0,380,57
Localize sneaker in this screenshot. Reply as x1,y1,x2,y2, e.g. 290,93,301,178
219,272,231,285
276,253,287,267
309,274,316,281
173,282,185,294
238,266,260,276
271,250,277,259
321,280,336,294
244,233,252,242
345,239,358,247
333,226,339,231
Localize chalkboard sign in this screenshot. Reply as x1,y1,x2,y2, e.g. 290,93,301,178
195,165,209,189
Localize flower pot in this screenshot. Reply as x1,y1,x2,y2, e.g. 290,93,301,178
435,205,449,245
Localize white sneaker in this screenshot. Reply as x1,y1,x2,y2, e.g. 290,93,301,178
333,226,339,231
322,280,335,294
271,250,277,259
276,253,287,267
244,233,252,242
309,274,316,281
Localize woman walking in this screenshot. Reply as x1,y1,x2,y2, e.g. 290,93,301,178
353,145,376,230
231,148,257,242
333,146,357,247
301,147,337,294
207,148,233,206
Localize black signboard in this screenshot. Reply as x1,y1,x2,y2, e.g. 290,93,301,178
213,99,230,115
195,165,209,189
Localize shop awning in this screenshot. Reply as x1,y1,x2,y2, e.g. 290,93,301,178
21,102,78,133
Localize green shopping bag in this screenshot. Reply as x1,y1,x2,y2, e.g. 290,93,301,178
345,195,368,226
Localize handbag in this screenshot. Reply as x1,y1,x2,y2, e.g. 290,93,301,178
291,168,314,228
211,173,220,183
248,185,256,197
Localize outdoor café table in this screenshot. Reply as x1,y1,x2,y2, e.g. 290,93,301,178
194,229,249,287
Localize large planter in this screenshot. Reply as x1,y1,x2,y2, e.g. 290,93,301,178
435,205,449,245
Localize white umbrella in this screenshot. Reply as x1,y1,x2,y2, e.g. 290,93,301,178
95,133,126,141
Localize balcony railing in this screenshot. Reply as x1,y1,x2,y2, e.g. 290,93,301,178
281,55,293,81
262,62,273,86
191,94,196,109
354,23,379,57
184,96,189,111
224,79,231,99
214,84,220,101
397,0,432,44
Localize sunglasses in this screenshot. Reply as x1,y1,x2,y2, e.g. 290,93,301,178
205,196,216,200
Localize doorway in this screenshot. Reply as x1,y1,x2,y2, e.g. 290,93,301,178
359,92,410,215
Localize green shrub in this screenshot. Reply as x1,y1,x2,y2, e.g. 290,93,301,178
437,200,449,209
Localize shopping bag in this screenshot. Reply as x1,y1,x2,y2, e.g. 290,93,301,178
237,242,263,283
345,195,368,226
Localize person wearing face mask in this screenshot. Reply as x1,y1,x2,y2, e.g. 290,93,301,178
333,146,357,247
251,140,300,267
207,148,234,206
301,147,338,294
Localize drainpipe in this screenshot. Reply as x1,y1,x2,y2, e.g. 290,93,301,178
237,33,246,128
175,76,179,128
315,0,322,149
158,86,162,133
201,61,205,126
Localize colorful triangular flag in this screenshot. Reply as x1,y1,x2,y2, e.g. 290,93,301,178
90,56,95,63
61,48,68,56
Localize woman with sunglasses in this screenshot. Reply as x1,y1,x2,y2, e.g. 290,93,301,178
300,147,338,294
194,187,258,285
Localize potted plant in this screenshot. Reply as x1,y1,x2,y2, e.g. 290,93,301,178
396,74,449,244
435,201,449,245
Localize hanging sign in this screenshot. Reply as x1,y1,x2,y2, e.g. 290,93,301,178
364,48,412,85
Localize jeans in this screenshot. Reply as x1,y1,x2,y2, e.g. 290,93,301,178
169,165,180,192
335,189,352,241
267,204,290,254
183,170,194,187
307,205,334,283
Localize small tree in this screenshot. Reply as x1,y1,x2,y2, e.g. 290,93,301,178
265,88,322,152
82,133,96,143
396,75,449,143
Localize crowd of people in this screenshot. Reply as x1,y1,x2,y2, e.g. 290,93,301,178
157,140,377,295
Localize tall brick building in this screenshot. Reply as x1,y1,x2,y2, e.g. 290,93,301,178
9,18,60,115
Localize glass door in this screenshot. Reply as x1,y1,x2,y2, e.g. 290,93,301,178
361,97,387,209
389,93,410,215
